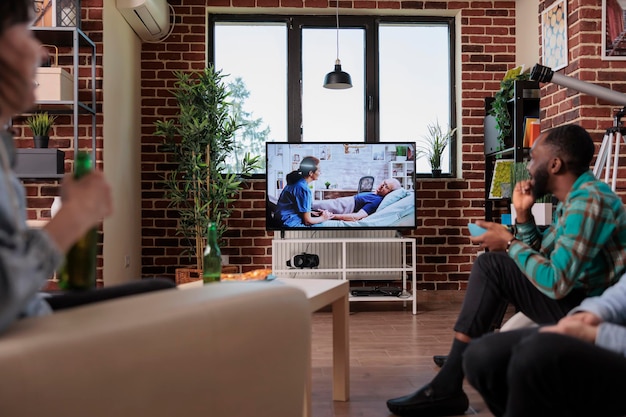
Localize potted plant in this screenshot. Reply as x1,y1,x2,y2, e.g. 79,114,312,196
324,181,331,189
25,112,57,148
489,69,530,151
422,119,457,177
395,145,408,161
154,66,260,277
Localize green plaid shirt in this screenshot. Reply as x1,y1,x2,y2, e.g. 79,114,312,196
508,171,626,299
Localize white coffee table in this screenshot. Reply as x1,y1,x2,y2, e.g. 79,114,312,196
179,277,350,417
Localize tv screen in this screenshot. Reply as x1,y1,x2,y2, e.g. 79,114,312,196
266,142,416,231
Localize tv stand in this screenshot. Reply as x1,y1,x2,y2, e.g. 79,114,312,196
272,235,416,314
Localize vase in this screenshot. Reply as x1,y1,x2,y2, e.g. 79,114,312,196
33,135,49,148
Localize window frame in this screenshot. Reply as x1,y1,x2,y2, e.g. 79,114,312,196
208,14,457,179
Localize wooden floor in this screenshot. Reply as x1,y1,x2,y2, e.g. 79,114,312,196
311,291,508,417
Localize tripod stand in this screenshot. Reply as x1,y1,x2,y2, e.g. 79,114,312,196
593,108,626,192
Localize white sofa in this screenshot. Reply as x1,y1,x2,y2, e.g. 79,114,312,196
0,282,310,417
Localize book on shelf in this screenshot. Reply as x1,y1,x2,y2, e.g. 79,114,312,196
523,117,540,147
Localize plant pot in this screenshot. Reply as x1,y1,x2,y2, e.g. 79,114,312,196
33,135,49,148
431,169,442,177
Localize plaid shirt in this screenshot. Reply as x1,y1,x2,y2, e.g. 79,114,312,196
508,171,626,299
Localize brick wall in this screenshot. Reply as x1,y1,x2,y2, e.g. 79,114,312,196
24,0,626,290
139,0,518,290
19,1,105,283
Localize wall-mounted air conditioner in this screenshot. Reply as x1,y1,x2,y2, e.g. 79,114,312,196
116,0,170,42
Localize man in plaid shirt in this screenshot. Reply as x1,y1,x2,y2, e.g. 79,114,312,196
387,124,626,417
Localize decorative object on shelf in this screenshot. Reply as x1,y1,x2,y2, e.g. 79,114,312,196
323,0,352,89
541,0,567,70
489,68,530,151
421,119,457,177
395,145,407,161
25,112,57,148
325,181,331,189
488,159,513,199
56,0,81,28
155,66,260,272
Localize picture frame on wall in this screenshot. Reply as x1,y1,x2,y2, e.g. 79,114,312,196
602,0,626,60
541,0,568,71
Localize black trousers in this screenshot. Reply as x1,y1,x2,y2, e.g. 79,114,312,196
45,278,176,311
454,251,586,337
464,328,626,417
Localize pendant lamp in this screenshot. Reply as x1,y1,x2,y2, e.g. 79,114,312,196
323,1,352,89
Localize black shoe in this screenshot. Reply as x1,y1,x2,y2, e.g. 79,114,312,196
433,355,447,368
386,385,469,417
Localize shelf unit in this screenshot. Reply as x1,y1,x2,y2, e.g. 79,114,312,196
389,161,414,190
272,237,417,314
25,26,97,176
484,80,540,221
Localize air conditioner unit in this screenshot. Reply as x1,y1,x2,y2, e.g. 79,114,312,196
116,0,170,42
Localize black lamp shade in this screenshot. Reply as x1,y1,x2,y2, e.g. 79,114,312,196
324,63,352,89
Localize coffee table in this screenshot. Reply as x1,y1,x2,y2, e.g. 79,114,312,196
178,277,350,417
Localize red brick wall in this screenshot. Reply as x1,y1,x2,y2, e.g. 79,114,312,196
139,0,518,290
19,0,106,283
27,1,626,290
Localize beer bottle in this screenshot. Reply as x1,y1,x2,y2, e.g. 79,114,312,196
202,222,222,283
58,151,97,290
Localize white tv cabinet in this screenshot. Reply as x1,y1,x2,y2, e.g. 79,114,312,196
272,236,416,314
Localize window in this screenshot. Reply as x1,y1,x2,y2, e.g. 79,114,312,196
210,15,455,176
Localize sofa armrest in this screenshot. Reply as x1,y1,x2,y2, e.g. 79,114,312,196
0,282,310,417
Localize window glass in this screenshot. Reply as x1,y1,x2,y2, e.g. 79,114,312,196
211,16,454,176
214,22,287,173
302,27,365,142
379,23,452,173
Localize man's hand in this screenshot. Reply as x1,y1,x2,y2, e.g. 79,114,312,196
470,220,514,252
512,180,535,223
540,313,601,344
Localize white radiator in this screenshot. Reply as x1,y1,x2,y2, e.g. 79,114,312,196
272,230,403,280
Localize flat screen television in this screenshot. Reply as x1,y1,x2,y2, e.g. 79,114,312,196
266,142,416,231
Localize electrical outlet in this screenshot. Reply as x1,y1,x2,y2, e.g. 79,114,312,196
124,255,131,268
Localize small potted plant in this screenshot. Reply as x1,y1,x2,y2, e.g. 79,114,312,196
324,181,331,189
395,145,408,161
25,112,57,148
422,119,457,177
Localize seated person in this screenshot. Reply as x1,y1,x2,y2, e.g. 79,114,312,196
312,178,401,221
0,1,175,336
274,156,332,227
463,272,626,417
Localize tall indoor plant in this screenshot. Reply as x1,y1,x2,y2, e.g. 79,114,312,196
422,119,457,177
155,66,259,271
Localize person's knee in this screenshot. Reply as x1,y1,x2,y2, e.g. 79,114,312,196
509,332,561,377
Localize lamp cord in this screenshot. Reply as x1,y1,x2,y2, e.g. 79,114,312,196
335,1,340,61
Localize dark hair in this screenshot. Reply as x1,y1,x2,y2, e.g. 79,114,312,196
543,124,595,176
0,0,32,36
286,156,320,185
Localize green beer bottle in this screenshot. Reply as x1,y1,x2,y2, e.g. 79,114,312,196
202,222,222,283
58,151,97,290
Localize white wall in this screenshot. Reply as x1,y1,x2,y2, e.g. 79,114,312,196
516,0,541,70
102,3,143,285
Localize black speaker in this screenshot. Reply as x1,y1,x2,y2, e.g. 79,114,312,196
287,253,319,269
